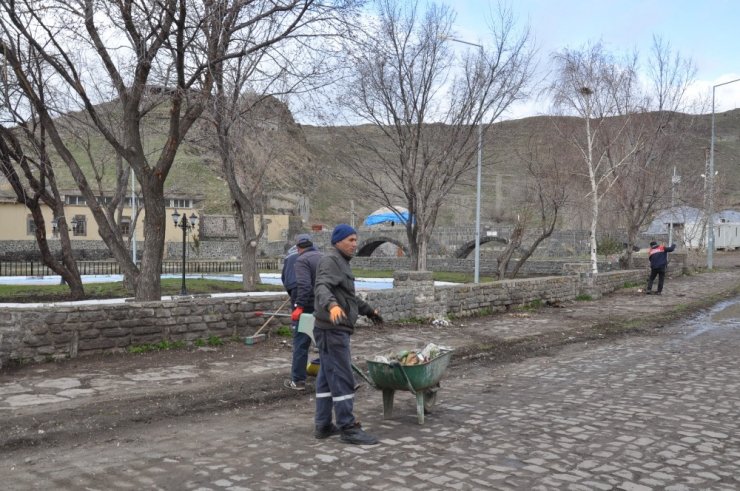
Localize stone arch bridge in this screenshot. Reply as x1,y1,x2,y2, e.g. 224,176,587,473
310,225,512,259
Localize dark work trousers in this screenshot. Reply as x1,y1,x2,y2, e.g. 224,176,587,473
290,327,311,383
314,328,356,430
647,266,667,293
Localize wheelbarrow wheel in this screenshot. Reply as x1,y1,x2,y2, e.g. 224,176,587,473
423,386,439,414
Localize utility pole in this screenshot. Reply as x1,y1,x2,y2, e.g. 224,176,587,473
444,35,484,283
668,167,680,245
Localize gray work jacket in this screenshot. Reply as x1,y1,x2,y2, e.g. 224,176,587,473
313,247,373,335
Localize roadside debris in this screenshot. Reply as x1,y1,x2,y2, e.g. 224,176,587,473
372,342,451,366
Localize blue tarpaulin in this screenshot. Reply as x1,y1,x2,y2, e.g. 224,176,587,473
363,207,412,226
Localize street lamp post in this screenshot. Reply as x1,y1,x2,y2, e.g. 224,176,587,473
708,77,740,270
445,36,484,283
171,209,198,295
668,167,681,245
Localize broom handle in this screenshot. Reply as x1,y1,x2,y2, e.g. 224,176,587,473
254,297,291,336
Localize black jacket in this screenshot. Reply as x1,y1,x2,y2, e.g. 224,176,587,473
281,251,299,302
313,247,374,335
648,244,675,269
294,247,322,313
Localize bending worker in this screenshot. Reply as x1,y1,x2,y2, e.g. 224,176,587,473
312,224,383,445
645,240,675,295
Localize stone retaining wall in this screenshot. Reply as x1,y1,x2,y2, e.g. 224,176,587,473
0,269,647,368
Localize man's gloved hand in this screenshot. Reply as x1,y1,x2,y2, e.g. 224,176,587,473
368,309,384,325
329,304,347,324
291,306,304,322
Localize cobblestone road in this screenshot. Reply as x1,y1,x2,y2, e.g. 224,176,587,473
4,297,739,490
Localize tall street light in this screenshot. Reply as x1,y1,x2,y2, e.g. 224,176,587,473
445,36,484,283
708,77,740,270
171,209,198,295
668,167,680,245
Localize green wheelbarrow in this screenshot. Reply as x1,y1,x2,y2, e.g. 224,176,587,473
352,349,453,424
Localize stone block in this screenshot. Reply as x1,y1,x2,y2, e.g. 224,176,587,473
133,325,165,335
78,338,118,350
101,327,130,338
79,329,101,339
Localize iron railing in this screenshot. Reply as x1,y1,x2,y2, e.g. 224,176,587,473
0,259,280,277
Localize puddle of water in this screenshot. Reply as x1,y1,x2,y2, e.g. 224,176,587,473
684,297,740,339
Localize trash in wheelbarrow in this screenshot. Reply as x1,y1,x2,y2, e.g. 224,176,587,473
372,342,451,366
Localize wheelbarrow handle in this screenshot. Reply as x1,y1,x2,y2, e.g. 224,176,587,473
351,363,377,390
389,360,417,396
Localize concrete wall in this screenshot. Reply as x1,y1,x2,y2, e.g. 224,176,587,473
0,269,646,368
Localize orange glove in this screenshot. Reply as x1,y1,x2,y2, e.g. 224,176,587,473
291,306,304,322
329,304,346,324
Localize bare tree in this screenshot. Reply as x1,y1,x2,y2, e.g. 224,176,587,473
496,142,570,279
0,0,333,300
0,35,84,298
608,38,696,267
548,42,642,274
334,0,533,270
199,1,356,290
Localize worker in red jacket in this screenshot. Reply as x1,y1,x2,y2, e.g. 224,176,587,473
645,241,676,295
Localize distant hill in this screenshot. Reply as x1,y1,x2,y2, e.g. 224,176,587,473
302,109,740,228
3,102,738,230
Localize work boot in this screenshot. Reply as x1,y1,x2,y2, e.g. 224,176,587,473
284,380,306,391
340,423,379,445
644,290,652,295
314,424,341,440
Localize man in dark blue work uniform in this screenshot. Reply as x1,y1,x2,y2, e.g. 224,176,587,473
284,234,322,390
312,224,383,445
645,240,676,295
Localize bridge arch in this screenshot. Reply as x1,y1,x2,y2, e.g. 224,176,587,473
357,236,410,257
454,236,509,259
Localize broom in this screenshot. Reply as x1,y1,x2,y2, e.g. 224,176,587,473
245,297,290,345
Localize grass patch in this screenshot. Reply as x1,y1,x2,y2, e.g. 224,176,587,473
516,299,543,311
575,294,593,301
276,326,293,337
351,269,497,284
621,281,642,289
128,339,186,353
0,278,284,303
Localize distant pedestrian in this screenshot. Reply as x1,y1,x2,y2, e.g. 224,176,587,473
645,240,676,295
312,224,384,445
284,234,322,391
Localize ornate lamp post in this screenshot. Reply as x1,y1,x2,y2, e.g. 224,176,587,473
171,209,198,295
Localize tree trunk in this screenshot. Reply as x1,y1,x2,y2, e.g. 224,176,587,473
234,204,260,291
135,181,165,300
589,195,599,275
497,224,524,280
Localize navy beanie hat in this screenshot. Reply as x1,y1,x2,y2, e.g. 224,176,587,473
331,224,357,244
650,241,658,248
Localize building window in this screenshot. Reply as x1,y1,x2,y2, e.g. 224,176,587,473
27,215,37,236
65,195,87,206
169,199,191,209
72,215,87,236
120,217,131,236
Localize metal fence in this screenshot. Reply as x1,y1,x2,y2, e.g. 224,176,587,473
0,259,280,277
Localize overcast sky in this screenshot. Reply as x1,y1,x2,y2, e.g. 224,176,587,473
452,0,739,120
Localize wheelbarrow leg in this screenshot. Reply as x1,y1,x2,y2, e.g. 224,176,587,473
415,391,426,424
382,389,395,419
